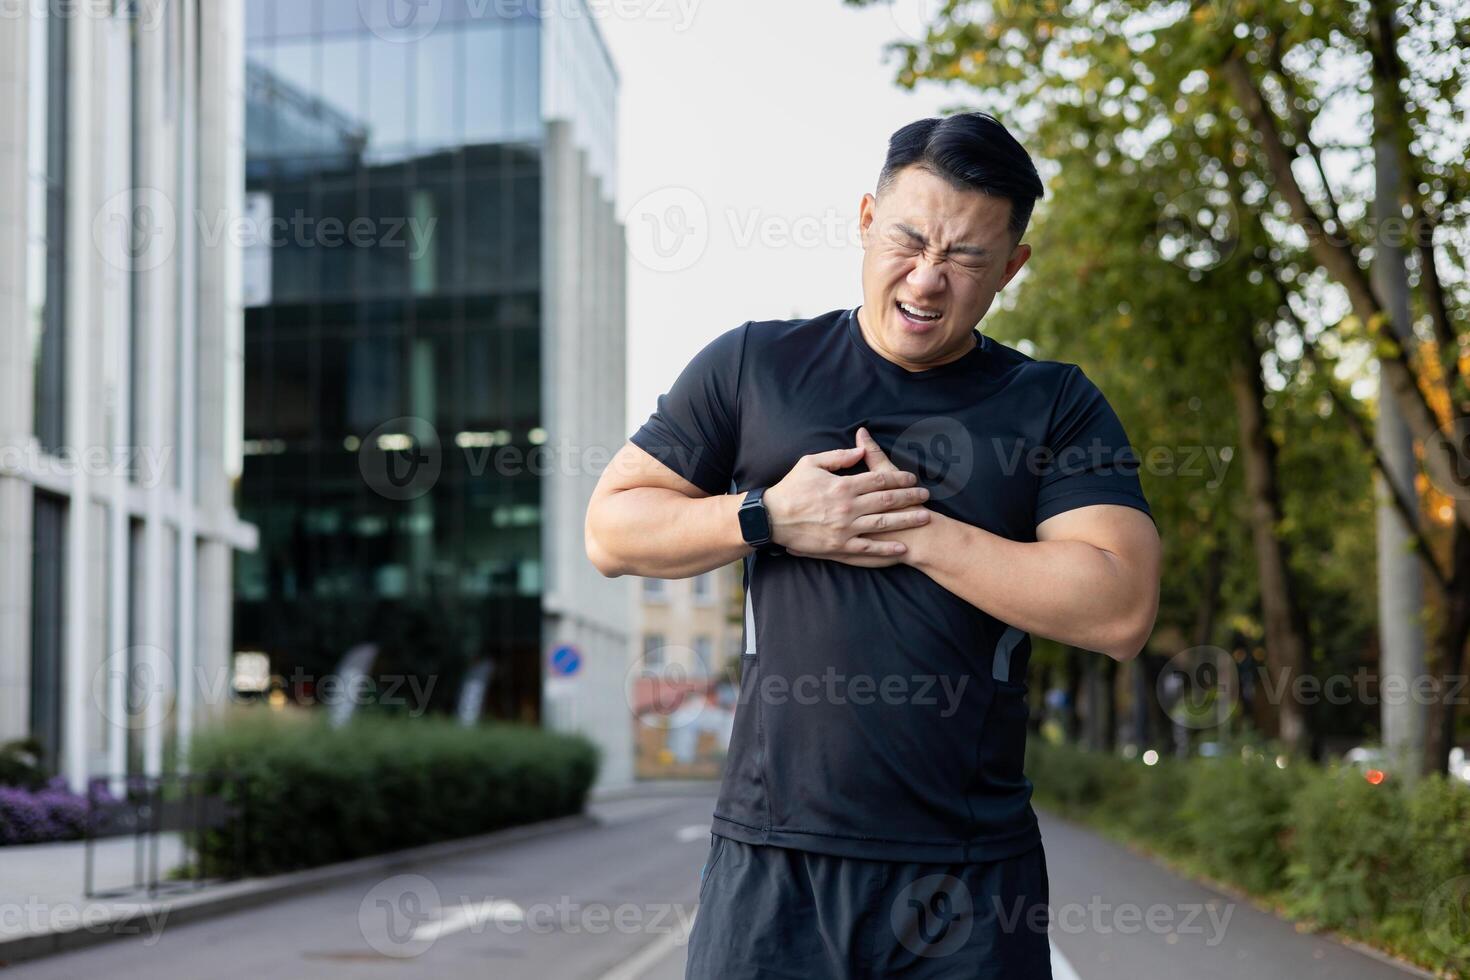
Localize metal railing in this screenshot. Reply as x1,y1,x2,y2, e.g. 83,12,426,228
83,773,247,900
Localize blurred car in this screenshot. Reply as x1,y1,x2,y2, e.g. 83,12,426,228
1450,747,1470,784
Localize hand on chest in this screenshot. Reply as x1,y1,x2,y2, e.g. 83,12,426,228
736,404,1041,534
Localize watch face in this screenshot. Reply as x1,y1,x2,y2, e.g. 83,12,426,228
739,498,771,544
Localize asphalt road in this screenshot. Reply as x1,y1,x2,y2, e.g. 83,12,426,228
5,789,1425,979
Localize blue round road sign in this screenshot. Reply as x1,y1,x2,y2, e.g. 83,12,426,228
550,645,582,677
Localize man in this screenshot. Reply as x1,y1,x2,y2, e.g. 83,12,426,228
585,113,1161,978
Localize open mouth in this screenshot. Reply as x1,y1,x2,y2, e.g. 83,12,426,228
895,300,943,326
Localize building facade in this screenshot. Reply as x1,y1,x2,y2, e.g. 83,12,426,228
238,3,631,785
0,1,254,789
638,565,745,681
634,563,744,778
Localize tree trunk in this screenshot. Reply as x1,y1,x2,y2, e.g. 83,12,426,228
1425,524,1470,776
1063,650,1082,744
1372,9,1430,780
1229,324,1312,753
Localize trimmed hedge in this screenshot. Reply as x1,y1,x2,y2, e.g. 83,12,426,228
1026,738,1470,976
188,711,600,876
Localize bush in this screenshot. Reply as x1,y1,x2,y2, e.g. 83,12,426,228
1026,739,1191,852
1178,753,1300,894
1282,765,1409,931
1026,739,1470,976
0,738,46,790
188,711,600,876
1401,776,1470,974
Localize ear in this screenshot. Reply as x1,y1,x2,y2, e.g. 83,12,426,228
1000,242,1031,288
858,193,878,246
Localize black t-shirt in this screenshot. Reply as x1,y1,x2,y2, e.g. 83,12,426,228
630,307,1152,862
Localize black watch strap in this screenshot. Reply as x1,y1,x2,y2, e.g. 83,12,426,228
738,486,775,549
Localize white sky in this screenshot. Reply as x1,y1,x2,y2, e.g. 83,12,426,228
594,0,954,429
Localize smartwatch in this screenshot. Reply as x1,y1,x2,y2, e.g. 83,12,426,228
738,487,782,553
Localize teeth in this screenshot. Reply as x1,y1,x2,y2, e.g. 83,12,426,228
899,302,942,320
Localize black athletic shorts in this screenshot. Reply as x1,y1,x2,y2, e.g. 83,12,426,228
684,833,1052,979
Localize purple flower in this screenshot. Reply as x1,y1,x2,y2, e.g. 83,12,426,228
0,781,93,845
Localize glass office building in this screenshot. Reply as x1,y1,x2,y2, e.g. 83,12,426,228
0,2,254,787
238,2,630,780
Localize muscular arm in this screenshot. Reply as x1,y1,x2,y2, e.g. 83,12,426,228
585,440,932,579
855,429,1161,661
584,442,751,579
903,506,1161,661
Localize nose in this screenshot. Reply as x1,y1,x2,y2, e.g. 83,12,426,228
906,254,946,297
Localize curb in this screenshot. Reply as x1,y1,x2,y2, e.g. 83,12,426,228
591,779,721,803
0,812,595,968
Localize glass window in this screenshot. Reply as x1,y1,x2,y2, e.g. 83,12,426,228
414,31,459,152
318,35,364,134
271,41,320,111
643,634,665,667
508,171,540,286
364,36,411,160
643,578,667,601
320,0,367,36
693,636,713,674
28,9,66,452
361,171,409,295
692,573,712,603
507,22,539,140
246,0,269,40
346,335,405,434
319,35,364,127
272,0,317,40
30,493,67,773
462,25,510,146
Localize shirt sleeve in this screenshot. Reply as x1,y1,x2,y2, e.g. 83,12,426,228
1034,365,1154,527
628,323,748,496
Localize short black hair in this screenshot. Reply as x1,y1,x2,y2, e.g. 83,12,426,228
876,113,1044,241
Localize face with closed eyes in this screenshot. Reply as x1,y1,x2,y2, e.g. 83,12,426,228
857,165,1032,372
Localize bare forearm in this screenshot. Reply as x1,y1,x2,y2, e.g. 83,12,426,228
586,487,750,578
903,512,1155,660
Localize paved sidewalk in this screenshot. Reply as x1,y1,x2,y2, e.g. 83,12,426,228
0,814,595,966
2,833,191,939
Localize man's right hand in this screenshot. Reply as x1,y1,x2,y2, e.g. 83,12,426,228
762,446,931,560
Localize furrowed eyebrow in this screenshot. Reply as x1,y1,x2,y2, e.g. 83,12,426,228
892,223,989,259
893,223,928,244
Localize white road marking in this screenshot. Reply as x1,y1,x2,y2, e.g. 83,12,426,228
598,909,698,980
675,824,710,843
411,899,524,943
1051,942,1083,980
